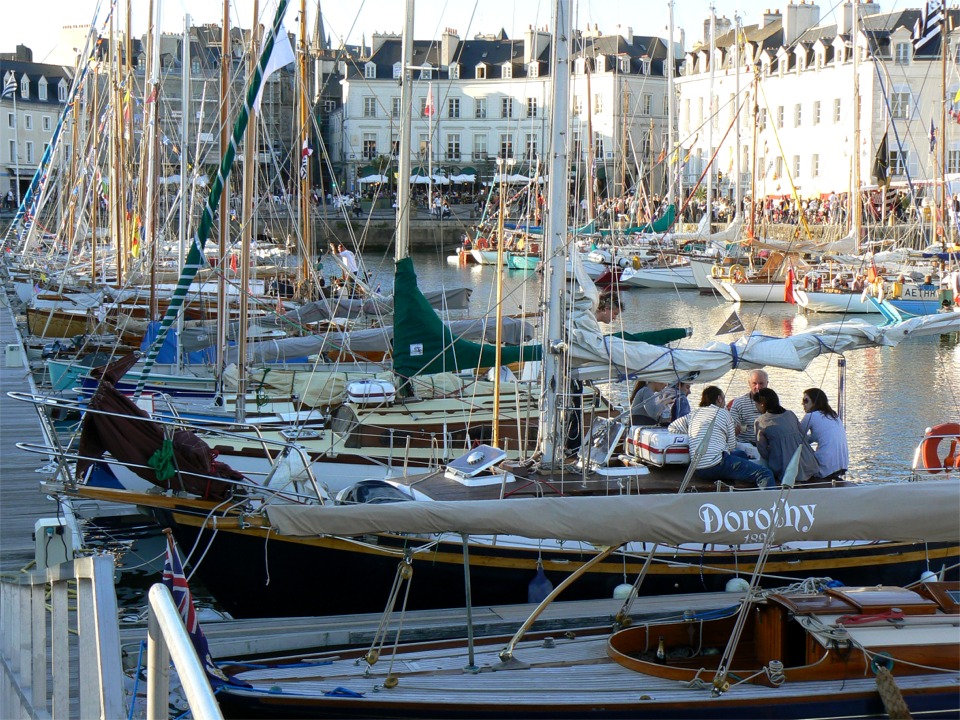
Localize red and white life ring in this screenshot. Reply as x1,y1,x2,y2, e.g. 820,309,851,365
919,422,960,474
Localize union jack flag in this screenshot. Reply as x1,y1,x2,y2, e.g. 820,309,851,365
162,532,245,688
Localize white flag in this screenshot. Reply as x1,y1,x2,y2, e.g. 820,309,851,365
253,19,295,111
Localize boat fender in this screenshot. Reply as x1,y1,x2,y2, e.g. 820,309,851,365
919,422,960,473
920,570,939,584
632,255,642,270
725,577,750,593
612,583,633,599
528,563,554,603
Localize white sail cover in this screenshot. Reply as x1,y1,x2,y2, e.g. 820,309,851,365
266,479,960,546
569,310,960,383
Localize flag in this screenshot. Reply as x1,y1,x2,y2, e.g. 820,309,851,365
162,532,247,689
913,0,944,53
1,73,16,100
424,83,435,117
656,146,666,164
715,310,744,335
300,136,312,179
929,118,937,153
872,131,888,184
784,266,797,305
253,19,295,111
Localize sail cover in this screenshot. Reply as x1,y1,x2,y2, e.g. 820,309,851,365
267,479,960,546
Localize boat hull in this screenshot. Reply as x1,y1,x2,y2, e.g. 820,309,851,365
162,510,958,619
795,289,879,314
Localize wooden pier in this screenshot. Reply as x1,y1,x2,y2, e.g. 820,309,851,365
0,297,58,573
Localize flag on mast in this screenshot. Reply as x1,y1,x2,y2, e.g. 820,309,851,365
1,73,16,100
424,83,435,117
929,118,937,153
300,136,313,179
253,17,295,111
913,0,944,53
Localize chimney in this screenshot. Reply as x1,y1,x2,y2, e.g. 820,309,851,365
441,27,460,67
524,24,551,64
763,8,782,28
626,26,634,44
784,1,820,45
845,1,881,31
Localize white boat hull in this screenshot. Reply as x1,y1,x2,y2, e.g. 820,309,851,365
620,265,696,289
795,289,879,314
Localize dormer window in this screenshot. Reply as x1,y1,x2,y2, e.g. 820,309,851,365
502,63,512,79
476,63,487,79
364,62,376,79
619,57,630,73
641,57,651,75
20,75,29,100
450,63,460,79
393,61,402,80
575,57,586,74
528,61,539,78
38,77,48,101
596,55,606,73
420,64,433,80
58,80,67,102
895,42,910,64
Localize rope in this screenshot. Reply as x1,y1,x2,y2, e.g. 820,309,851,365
874,666,913,720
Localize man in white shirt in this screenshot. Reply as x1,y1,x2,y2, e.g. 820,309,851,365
336,243,360,292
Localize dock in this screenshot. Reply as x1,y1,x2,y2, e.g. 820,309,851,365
0,296,58,573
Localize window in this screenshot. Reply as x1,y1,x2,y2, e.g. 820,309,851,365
948,150,960,173
38,79,47,101
501,97,513,118
8,139,15,162
642,58,652,75
572,129,582,159
20,76,28,99
393,62,402,80
448,97,460,118
474,134,487,158
792,155,800,177
419,97,427,116
476,64,487,80
420,66,432,80
889,149,909,175
529,62,539,78
24,114,32,130
895,42,910,64
362,132,377,159
524,133,537,159
26,141,34,163
447,133,460,160
891,91,911,119
363,96,377,117
642,93,652,115
499,133,513,158
392,97,401,118
776,105,784,128
526,97,538,118
573,95,582,116
833,98,841,123
697,97,703,124
324,100,337,113
475,98,487,118
502,63,512,79
759,107,767,130
813,100,821,125
594,131,604,158
6,112,13,128
450,63,460,79
641,132,651,156
594,93,603,114
811,154,820,177
774,157,783,179
364,62,376,79
391,135,400,157
793,104,801,127
42,115,51,131
662,95,668,115
418,133,429,158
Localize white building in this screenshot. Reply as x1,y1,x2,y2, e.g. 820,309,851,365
0,55,74,204
675,2,957,202
328,25,674,197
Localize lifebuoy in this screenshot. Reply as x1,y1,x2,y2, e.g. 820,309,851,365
919,422,960,473
729,264,746,283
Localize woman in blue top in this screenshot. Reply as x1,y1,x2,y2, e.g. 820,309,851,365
799,388,849,480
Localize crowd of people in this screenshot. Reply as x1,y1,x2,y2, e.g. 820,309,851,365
629,368,849,489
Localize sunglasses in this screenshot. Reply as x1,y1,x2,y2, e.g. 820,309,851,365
801,397,812,404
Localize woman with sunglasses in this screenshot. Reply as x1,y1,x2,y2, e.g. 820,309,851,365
799,388,849,480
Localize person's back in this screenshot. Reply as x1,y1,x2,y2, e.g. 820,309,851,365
669,404,733,469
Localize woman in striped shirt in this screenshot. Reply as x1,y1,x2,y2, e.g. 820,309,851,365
669,386,775,488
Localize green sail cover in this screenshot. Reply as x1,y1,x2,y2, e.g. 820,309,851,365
600,203,677,236
392,257,541,379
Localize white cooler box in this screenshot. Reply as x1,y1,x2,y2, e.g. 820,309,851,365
346,379,397,405
624,426,690,466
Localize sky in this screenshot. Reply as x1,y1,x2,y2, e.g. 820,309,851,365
1,0,854,66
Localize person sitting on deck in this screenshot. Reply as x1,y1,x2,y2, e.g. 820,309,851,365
668,386,775,488
729,369,767,445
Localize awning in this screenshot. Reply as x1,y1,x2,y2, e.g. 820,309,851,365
358,165,378,176
460,166,477,175
358,174,389,184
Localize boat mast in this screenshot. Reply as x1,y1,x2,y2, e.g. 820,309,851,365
144,0,161,321
706,5,715,227
395,0,414,261
536,0,572,467
236,0,261,422
216,0,232,391
851,0,862,252
939,9,947,235
297,0,313,300
178,14,192,372
734,14,742,219
666,1,675,206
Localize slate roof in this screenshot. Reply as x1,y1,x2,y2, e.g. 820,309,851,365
0,59,75,106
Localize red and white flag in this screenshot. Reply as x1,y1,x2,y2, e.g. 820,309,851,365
424,83,435,117
300,137,313,179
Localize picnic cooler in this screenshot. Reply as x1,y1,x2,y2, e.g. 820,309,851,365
624,426,690,466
